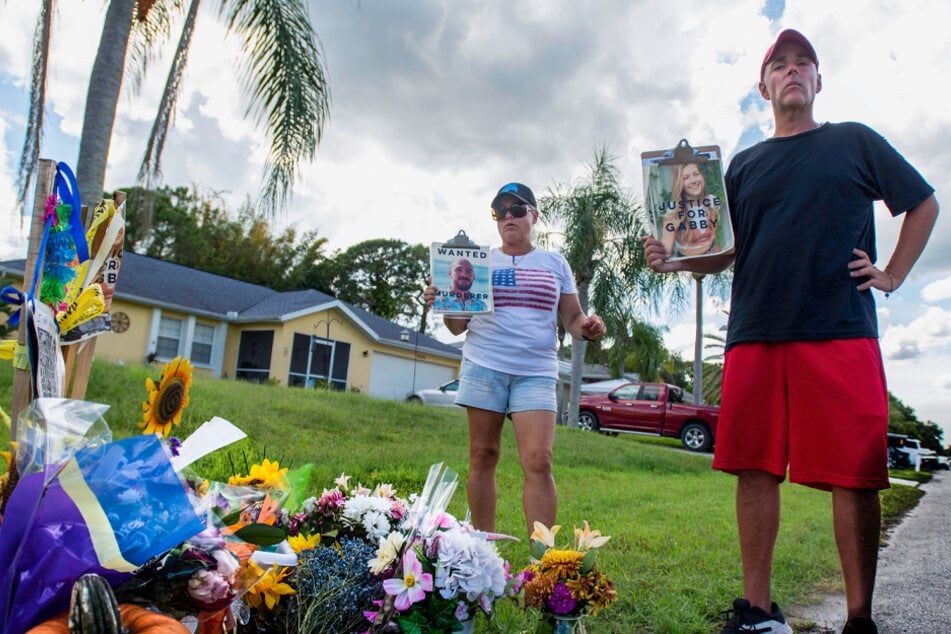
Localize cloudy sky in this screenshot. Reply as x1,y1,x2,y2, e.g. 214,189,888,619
1,0,949,439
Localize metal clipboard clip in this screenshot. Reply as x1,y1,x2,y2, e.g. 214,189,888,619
441,229,478,248
657,138,710,165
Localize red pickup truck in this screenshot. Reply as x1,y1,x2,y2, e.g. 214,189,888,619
577,382,719,452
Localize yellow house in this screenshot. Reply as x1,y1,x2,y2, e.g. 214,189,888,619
1,252,461,399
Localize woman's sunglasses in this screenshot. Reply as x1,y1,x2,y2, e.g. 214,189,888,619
491,204,532,221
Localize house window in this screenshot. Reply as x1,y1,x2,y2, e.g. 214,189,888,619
156,316,183,359
288,333,350,390
191,323,215,365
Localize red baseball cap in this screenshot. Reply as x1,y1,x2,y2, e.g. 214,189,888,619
760,29,818,79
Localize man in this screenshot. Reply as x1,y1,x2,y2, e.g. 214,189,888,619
643,29,938,634
433,257,488,312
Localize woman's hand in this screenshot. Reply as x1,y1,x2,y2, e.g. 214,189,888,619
580,314,606,341
423,276,437,307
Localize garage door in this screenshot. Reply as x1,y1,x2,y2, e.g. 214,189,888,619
368,352,457,400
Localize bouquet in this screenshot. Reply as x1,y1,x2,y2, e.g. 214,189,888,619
518,521,617,633
364,464,517,633
285,474,410,545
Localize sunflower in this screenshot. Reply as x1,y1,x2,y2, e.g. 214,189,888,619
138,356,193,437
228,458,289,488
243,561,295,610
287,533,320,553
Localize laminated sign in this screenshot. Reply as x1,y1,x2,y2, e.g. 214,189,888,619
641,139,734,261
430,230,493,315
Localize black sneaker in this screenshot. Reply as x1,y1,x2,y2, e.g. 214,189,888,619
842,617,878,634
720,598,794,633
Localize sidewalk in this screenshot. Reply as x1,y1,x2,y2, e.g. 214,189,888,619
787,472,951,633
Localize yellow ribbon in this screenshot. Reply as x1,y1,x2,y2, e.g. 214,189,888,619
57,283,105,334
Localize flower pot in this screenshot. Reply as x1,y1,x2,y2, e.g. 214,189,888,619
550,614,585,634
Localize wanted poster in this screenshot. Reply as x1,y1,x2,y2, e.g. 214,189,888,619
430,231,493,315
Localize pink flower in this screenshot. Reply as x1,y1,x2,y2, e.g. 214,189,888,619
382,550,433,611
317,488,345,513
187,569,233,609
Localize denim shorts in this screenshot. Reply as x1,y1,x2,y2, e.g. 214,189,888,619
455,358,558,414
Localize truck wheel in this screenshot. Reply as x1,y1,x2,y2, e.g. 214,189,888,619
577,411,600,432
681,422,712,452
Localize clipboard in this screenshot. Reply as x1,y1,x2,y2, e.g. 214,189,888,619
430,230,493,315
641,138,734,261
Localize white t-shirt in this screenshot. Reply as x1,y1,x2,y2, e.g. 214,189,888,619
463,248,577,378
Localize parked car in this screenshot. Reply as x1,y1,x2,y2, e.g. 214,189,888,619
406,379,460,407
887,433,938,471
577,382,719,452
936,456,951,471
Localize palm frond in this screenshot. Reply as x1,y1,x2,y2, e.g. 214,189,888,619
223,0,331,215
15,0,54,216
128,0,185,95
138,0,200,193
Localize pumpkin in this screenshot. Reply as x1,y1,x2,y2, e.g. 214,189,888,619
118,604,191,633
26,604,191,634
25,574,189,634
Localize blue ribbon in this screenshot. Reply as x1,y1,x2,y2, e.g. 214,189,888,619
53,161,89,263
0,287,24,327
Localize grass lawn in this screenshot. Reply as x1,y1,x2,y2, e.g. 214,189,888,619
0,359,926,633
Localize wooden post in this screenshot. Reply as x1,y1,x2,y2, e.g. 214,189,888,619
62,189,126,400
10,160,57,437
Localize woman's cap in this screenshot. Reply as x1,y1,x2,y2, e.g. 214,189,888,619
491,182,537,209
760,29,818,79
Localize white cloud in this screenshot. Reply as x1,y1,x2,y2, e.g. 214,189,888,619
922,277,951,303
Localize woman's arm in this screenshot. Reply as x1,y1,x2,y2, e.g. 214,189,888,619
558,294,605,341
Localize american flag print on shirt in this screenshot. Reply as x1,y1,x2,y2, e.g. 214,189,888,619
492,267,559,311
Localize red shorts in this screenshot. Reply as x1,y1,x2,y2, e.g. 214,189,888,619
712,339,890,491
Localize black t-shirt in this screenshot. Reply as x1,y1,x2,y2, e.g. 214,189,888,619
724,122,934,349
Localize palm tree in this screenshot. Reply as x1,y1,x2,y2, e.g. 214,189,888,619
539,146,667,426
17,0,329,217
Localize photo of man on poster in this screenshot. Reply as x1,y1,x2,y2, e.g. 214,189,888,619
433,257,489,313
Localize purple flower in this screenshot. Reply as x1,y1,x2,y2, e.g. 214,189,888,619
318,488,346,513
167,436,182,456
546,583,577,615
287,511,309,536
181,546,216,567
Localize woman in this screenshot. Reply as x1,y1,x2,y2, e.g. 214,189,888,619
424,182,606,536
661,162,722,258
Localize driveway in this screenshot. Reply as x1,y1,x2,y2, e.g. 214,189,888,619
787,472,951,633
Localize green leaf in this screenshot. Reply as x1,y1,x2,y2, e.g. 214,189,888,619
580,549,598,575
284,462,314,510
532,540,548,560
233,522,286,546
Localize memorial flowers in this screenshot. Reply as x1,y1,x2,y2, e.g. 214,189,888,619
364,464,518,633
518,521,617,631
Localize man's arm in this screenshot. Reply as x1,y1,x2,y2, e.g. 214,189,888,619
851,194,939,293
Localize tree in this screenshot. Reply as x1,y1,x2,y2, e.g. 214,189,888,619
122,185,333,291
540,146,666,426
17,0,329,219
888,393,945,453
332,239,429,325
